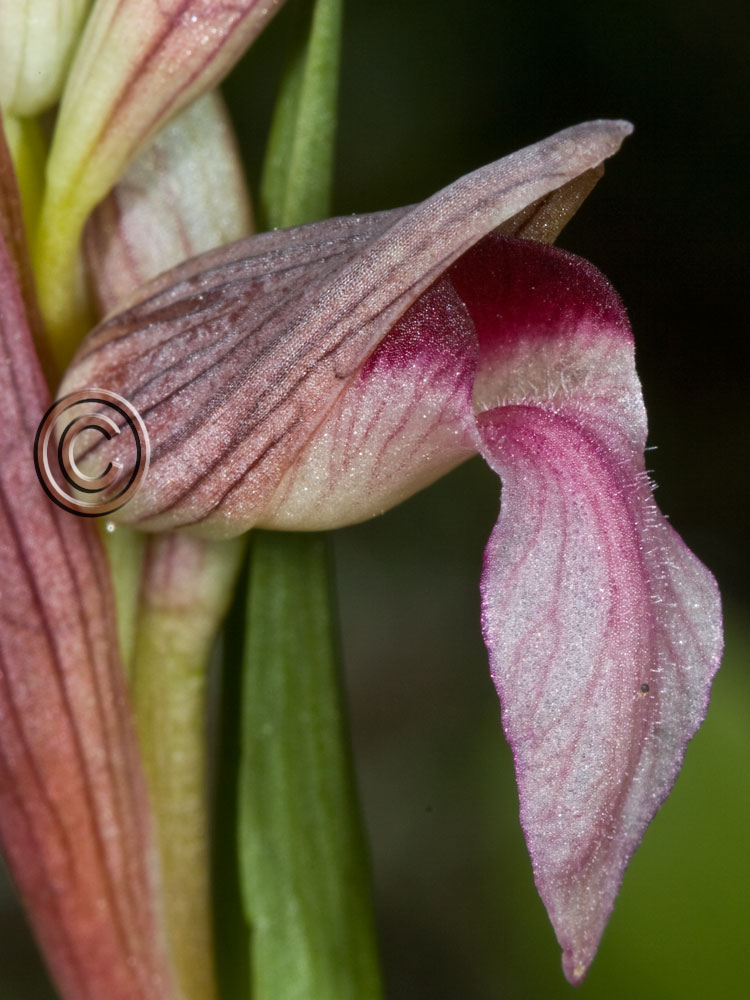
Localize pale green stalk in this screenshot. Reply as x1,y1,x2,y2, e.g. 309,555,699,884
133,535,246,1000
3,115,45,240
102,524,146,679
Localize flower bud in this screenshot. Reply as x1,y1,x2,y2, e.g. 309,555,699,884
0,1,93,116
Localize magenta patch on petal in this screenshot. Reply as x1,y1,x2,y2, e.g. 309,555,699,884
450,233,632,354
447,237,643,436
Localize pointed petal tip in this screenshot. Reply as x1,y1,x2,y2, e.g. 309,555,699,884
563,954,590,987
550,887,610,987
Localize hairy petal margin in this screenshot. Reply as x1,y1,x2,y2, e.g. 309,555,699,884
458,238,723,983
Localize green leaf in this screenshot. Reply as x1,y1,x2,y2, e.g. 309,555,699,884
239,532,382,1000
260,0,342,229
212,578,252,1000
239,4,382,997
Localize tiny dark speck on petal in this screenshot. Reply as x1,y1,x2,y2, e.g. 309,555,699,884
640,683,650,693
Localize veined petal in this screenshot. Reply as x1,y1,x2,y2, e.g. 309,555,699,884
0,130,176,1000
61,120,632,535
451,237,722,983
48,0,283,211
84,89,253,315
0,1,93,115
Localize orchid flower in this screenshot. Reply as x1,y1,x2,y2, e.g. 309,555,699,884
58,118,723,982
0,0,723,993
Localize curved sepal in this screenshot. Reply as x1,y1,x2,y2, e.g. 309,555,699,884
61,120,632,535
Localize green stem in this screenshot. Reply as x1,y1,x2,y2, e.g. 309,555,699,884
101,525,145,680
3,115,45,244
33,189,94,368
239,532,382,999
132,535,246,1000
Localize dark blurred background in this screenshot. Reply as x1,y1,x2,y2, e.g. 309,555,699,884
2,1,747,997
